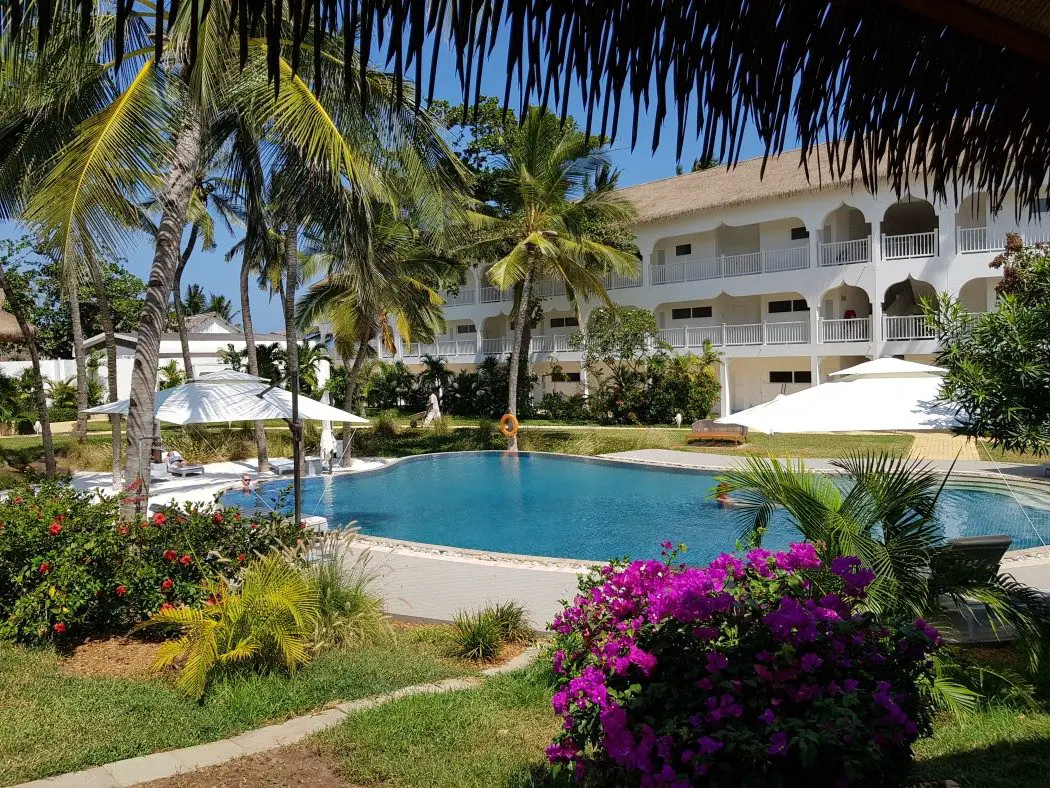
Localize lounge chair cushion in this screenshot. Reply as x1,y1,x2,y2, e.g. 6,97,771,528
269,458,295,474
168,463,205,476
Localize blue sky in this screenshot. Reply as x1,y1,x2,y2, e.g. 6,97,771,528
5,38,769,333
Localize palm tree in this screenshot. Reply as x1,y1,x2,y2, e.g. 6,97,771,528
460,108,638,448
67,277,89,439
717,451,1050,707
13,5,465,520
206,294,238,322
46,377,79,410
158,361,186,390
183,284,208,315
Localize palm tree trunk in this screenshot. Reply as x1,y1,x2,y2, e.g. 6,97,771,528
173,225,200,380
0,263,55,478
69,278,89,441
122,111,203,523
340,337,369,467
239,256,268,473
87,252,122,486
505,268,535,451
281,211,303,525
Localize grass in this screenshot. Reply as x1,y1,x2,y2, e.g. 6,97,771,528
0,627,471,786
320,663,561,788
976,440,1049,466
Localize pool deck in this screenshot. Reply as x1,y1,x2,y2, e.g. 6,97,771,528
70,448,1050,629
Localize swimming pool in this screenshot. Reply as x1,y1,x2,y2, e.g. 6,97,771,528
222,452,1050,563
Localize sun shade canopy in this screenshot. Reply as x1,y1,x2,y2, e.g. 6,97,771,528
86,379,370,426
715,359,964,434
6,1,1050,215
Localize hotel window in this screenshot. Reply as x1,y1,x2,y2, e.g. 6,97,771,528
769,371,793,383
456,324,476,334
793,371,812,384
670,307,692,320
790,227,810,240
691,306,713,318
549,316,580,329
674,243,692,256
1033,197,1050,215
791,299,809,311
564,372,582,382
768,300,792,314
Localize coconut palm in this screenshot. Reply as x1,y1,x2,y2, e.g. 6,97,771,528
12,4,464,520
460,108,638,448
206,293,238,322
717,451,1050,705
183,284,208,315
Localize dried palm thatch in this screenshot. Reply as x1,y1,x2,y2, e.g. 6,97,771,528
4,0,1049,214
0,307,30,342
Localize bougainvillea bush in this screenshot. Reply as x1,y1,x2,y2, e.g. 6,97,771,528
547,543,942,787
0,483,311,644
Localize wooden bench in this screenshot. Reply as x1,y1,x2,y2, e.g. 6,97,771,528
686,419,748,445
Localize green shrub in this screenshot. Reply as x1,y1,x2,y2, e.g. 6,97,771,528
139,553,320,699
450,608,504,661
487,600,533,644
428,416,452,436
373,410,400,439
46,406,78,423
474,418,500,448
0,484,312,645
304,536,392,650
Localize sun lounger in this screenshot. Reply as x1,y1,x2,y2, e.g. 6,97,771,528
686,419,748,445
167,463,205,477
933,535,1016,644
151,462,170,482
269,457,295,475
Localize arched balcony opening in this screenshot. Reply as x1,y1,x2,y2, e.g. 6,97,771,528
818,204,872,267
880,198,939,260
959,277,1000,315
882,278,937,341
479,315,512,358
955,192,1003,254
818,284,872,343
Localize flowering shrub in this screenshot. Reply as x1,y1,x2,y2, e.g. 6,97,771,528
547,543,941,786
0,483,312,644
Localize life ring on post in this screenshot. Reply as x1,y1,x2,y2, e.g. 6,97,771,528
499,413,520,438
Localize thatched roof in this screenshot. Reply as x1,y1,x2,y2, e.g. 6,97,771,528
0,308,31,343
9,0,1050,212
620,151,863,225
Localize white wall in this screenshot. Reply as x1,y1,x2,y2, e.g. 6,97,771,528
0,358,137,400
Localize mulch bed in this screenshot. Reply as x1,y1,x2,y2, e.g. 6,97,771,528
59,636,164,680
141,744,354,788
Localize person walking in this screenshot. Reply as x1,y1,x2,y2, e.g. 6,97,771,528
423,387,441,425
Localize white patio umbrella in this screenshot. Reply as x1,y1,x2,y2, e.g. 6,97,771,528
715,358,964,434
86,380,369,425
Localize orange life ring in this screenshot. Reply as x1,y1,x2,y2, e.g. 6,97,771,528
499,413,519,438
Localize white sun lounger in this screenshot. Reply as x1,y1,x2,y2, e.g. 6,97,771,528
269,457,295,475
168,463,205,477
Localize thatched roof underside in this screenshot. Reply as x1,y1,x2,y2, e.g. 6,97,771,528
5,0,1050,213
0,309,30,342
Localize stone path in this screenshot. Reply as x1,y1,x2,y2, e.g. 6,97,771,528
13,648,538,788
908,432,981,462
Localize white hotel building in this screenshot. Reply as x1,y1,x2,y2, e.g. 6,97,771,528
379,153,1049,416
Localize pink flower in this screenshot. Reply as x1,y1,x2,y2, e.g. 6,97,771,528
48,522,62,536
160,578,173,591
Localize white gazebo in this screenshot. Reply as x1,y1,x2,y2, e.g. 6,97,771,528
715,358,964,433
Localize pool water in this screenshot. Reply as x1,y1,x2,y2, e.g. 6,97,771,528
224,452,1050,563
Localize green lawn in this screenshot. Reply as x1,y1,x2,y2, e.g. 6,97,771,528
320,663,561,788
0,627,471,786
976,440,1049,466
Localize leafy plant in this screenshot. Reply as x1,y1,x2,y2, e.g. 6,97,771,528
140,553,320,699
450,608,504,661
303,536,392,650
372,410,400,439
548,543,941,784
486,600,533,644
158,360,186,390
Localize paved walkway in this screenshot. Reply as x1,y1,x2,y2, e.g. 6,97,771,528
908,432,981,461
14,648,538,788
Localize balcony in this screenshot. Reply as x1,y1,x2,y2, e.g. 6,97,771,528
819,238,871,267
957,227,1050,254
883,314,936,341
881,231,938,260
657,321,809,349
442,288,476,307
650,246,809,285
602,270,643,290
818,317,871,343
399,338,479,359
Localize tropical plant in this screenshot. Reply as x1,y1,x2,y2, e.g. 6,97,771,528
216,344,246,372
926,235,1050,455
206,293,238,322
140,552,320,699
158,360,186,390
548,542,941,784
303,536,392,650
45,377,78,410
717,452,1050,706
459,108,639,446
486,600,533,644
449,608,504,661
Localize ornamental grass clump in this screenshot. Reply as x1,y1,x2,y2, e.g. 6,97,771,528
547,542,942,786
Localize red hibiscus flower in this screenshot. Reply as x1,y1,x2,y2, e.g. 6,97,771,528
115,585,127,596
152,512,167,526
117,524,130,536
39,561,50,574
212,512,223,524
13,496,22,504
48,522,62,536
161,578,174,591
163,549,177,562
179,554,192,566
52,622,66,634
236,553,246,562
159,602,174,611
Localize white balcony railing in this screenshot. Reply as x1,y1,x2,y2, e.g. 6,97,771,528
819,238,871,267
956,227,1004,254
883,315,936,341
765,321,809,344
650,246,809,286
455,339,478,355
480,337,509,355
881,230,938,260
478,285,507,303
443,288,476,306
819,317,872,343
532,279,567,298
602,270,643,289
658,322,809,349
